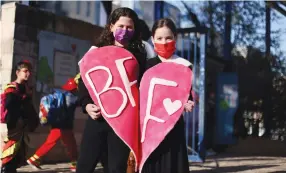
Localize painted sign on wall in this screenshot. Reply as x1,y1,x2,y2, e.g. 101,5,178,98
37,31,91,94
53,50,77,87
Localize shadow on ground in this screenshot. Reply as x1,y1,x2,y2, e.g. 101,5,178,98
190,164,279,173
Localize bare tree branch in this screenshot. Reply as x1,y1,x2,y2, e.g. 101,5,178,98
180,1,201,27
267,2,286,17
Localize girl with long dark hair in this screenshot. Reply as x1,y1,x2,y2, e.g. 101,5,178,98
76,8,146,173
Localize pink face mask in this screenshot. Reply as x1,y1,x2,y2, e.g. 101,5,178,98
113,28,134,45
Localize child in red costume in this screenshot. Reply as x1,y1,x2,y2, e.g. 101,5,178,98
27,78,79,172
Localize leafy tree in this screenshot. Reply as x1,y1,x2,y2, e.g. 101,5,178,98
181,1,286,139
37,56,54,93
182,1,283,57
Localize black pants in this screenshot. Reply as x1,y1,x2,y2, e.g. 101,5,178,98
142,117,189,173
1,158,18,173
76,117,130,173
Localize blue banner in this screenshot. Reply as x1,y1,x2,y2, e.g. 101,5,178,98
215,73,239,145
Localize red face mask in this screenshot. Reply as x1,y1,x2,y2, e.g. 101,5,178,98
154,41,176,59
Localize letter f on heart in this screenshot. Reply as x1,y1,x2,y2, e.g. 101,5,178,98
141,78,178,142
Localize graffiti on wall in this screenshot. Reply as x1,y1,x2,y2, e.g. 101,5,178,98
37,31,91,94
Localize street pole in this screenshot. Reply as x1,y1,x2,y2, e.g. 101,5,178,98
223,1,232,71
154,1,164,21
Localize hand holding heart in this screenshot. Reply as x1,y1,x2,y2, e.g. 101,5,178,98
86,103,101,120
79,46,193,172
80,46,141,171
184,100,195,112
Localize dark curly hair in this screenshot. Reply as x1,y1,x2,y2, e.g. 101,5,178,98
95,7,143,50
15,60,32,71
139,19,151,41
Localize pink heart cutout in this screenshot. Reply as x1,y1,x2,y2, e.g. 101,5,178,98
139,62,192,171
79,46,141,170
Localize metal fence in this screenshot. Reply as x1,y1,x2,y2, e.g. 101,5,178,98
177,27,208,162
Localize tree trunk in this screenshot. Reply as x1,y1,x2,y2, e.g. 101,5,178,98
265,3,271,60
208,1,217,55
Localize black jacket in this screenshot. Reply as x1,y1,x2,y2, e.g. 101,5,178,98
50,92,79,129
5,83,38,136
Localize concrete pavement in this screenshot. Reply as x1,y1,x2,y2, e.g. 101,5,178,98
17,155,286,173
17,137,286,173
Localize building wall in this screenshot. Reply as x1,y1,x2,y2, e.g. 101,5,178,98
35,1,107,27
1,1,108,27
0,2,103,162
112,1,180,30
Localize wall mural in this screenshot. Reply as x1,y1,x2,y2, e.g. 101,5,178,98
37,31,91,94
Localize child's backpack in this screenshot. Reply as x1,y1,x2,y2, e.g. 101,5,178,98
39,89,77,126
39,89,67,125
0,82,18,123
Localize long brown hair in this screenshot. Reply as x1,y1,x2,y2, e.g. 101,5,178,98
95,7,142,49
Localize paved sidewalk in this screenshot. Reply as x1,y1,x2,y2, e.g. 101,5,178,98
17,155,286,173
190,155,286,173
17,138,286,173
18,163,104,173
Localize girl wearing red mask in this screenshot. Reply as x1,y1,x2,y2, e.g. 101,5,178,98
142,18,194,173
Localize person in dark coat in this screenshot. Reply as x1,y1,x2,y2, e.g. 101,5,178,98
76,7,147,173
